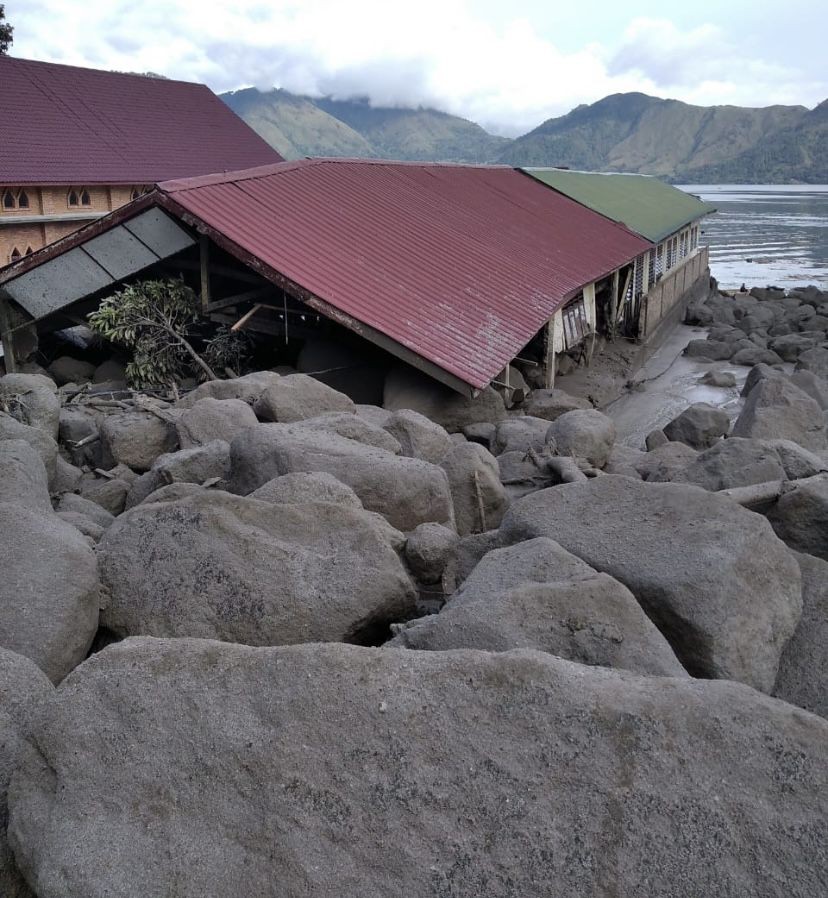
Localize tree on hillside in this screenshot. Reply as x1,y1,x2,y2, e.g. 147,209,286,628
0,5,13,55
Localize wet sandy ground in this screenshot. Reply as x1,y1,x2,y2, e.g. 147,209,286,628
606,324,751,449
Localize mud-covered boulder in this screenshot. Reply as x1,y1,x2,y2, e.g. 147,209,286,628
790,370,828,410
176,398,258,449
499,477,802,692
439,442,507,535
56,493,114,529
253,374,355,423
731,346,784,367
0,649,52,898
635,441,699,482
491,416,552,456
47,356,95,386
760,439,828,481
767,474,828,560
663,402,730,450
672,438,787,491
546,409,616,468
796,346,828,378
175,372,282,409
732,376,828,451
296,412,401,454
0,503,100,682
383,365,506,432
230,425,453,532
250,471,362,509
100,411,179,472
97,491,415,646
0,373,59,439
382,409,453,463
390,538,687,677
0,440,50,512
700,369,737,388
522,388,591,421
684,339,733,361
773,552,828,719
403,522,459,584
0,415,58,484
7,639,828,898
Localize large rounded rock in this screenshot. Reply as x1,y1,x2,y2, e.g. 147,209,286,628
296,412,402,454
250,472,362,509
100,411,179,472
790,370,828,410
0,440,50,512
0,649,52,898
8,639,828,898
636,441,699,481
403,522,459,584
382,409,453,463
383,365,506,432
672,438,787,491
773,552,828,719
663,402,730,450
439,442,508,536
0,415,58,484
0,504,100,682
546,409,616,468
253,374,355,423
97,491,416,646
491,416,552,456
229,424,453,532
47,356,95,386
767,474,828,560
796,346,828,378
523,387,591,421
175,372,282,409
0,373,59,439
176,398,258,449
732,376,828,451
499,477,802,692
56,493,115,529
390,538,687,677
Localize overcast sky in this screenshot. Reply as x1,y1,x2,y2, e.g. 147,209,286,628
9,1,827,135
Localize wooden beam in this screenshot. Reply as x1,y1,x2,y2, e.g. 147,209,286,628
161,258,266,286
543,315,556,390
0,290,18,373
230,304,264,332
206,286,276,313
199,236,210,314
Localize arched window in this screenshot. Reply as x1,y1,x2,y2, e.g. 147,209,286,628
2,189,15,210
68,189,79,207
130,187,141,201
10,247,21,262
18,190,30,209
80,189,91,206
25,246,33,256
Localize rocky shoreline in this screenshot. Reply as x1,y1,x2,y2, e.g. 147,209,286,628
1,283,827,896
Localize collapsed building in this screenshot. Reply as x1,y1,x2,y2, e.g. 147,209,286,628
0,159,712,398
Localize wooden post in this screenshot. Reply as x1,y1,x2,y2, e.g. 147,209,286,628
199,236,210,314
0,290,18,373
543,315,556,389
609,269,619,340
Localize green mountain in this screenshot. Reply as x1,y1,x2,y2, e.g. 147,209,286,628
497,93,809,180
221,88,826,182
222,88,510,163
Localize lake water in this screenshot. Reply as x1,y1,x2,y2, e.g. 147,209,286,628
678,184,828,291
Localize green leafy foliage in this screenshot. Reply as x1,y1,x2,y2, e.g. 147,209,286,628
202,326,253,376
88,278,213,388
0,4,13,55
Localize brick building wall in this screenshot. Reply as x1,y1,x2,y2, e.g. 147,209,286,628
0,184,145,265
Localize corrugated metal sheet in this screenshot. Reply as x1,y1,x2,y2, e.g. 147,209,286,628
0,56,282,185
160,159,651,390
4,209,195,319
523,169,716,244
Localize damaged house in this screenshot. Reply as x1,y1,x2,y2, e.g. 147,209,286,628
0,158,711,399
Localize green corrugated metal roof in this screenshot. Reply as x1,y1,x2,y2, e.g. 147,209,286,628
522,169,716,244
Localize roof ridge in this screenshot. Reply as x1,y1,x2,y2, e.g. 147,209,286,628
0,54,205,88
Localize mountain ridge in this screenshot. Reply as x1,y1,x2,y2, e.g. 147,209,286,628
221,88,826,183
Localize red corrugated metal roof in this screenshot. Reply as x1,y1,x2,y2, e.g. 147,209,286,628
0,56,282,185
160,159,651,389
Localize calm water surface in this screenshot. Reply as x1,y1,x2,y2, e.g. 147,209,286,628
678,184,828,290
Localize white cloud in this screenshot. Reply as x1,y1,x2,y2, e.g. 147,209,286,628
10,3,828,135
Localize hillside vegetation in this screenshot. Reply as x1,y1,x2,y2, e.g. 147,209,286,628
222,88,826,182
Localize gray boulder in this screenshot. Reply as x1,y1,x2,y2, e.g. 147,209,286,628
176,372,282,409
522,387,591,421
78,476,130,516
773,552,828,719
390,538,687,677
176,398,258,449
251,472,362,509
47,356,95,386
404,523,459,584
8,638,828,898
153,440,231,486
100,411,179,472
383,365,506,432
684,339,733,361
230,425,453,532
56,512,105,544
760,439,828,480
731,347,784,367
663,402,730,450
700,369,737,388
0,649,52,898
98,491,415,646
92,359,127,384
382,409,453,463
496,448,556,498
796,346,828,379
0,503,100,682
767,474,828,560
0,415,58,484
769,334,819,362
546,409,616,468
732,376,827,451
603,445,646,479
635,441,699,482
58,407,100,466
491,416,552,456
440,442,508,535
0,373,59,439
790,370,828,410
297,412,401,454
672,438,787,491
0,440,50,511
253,374,355,423
56,493,115,529
51,457,83,494
499,477,802,692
